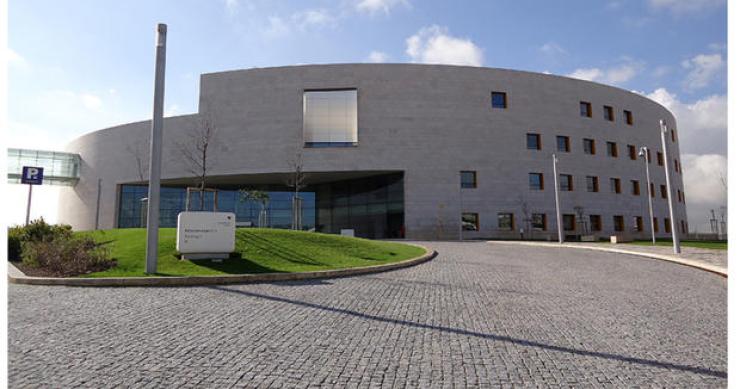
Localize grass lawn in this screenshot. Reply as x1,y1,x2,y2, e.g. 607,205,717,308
628,239,727,250
80,228,426,278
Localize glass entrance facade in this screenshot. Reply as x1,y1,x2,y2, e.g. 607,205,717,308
117,172,404,239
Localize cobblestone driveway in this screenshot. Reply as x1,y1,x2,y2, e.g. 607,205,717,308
9,242,727,387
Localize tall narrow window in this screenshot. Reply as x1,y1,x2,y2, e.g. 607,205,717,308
631,180,641,196
556,136,571,152
664,218,672,233
657,152,664,166
559,174,573,191
653,217,659,232
613,215,624,232
303,89,358,147
527,133,541,150
498,213,514,230
647,148,652,163
491,92,507,109
580,101,592,117
586,176,599,192
462,213,479,231
583,138,595,155
660,184,667,199
650,182,655,198
623,110,633,125
590,215,602,231
628,145,637,160
674,159,679,172
633,216,643,232
603,105,614,121
460,171,477,189
563,214,576,231
671,129,676,142
607,142,618,157
610,178,621,194
529,173,544,190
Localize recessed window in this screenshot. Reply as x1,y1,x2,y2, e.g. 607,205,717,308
491,92,507,109
559,174,573,191
583,138,595,155
657,152,664,166
556,136,571,152
303,89,358,148
603,105,615,121
623,110,633,125
462,213,479,231
563,214,576,231
653,217,659,232
674,159,679,172
660,184,667,199
650,182,655,198
589,215,602,231
607,142,618,157
677,189,683,203
633,216,643,232
610,178,621,194
529,173,544,190
498,213,514,230
628,145,637,160
631,180,641,196
460,171,477,189
613,215,624,232
532,213,547,230
580,101,592,117
646,148,652,163
664,218,672,233
527,133,541,150
681,220,687,234
671,129,676,142
586,176,599,192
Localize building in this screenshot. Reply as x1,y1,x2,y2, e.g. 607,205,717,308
57,63,688,240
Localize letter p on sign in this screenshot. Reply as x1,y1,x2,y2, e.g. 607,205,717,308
21,166,44,185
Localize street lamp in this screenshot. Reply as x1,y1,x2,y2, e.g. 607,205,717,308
638,146,656,245
659,119,681,254
552,154,563,244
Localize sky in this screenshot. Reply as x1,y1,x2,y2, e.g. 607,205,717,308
5,0,728,232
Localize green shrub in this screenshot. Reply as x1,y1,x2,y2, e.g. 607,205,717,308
7,218,73,261
21,236,114,277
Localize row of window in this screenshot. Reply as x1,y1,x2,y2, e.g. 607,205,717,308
462,212,688,234
527,172,684,201
526,134,682,173
579,101,633,125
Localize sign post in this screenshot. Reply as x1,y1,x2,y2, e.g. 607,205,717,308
21,166,44,225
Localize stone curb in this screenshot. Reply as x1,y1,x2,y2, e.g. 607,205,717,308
7,244,436,287
488,241,727,278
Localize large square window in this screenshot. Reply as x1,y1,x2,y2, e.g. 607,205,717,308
491,92,507,109
556,136,570,152
498,213,514,230
532,213,547,230
462,213,479,231
529,173,544,190
527,133,541,150
461,171,477,189
303,89,358,147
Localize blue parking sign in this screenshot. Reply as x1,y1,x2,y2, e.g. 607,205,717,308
21,166,44,185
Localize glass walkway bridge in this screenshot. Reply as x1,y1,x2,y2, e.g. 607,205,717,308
7,148,81,186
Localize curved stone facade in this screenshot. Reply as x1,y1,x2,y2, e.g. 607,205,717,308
59,63,687,240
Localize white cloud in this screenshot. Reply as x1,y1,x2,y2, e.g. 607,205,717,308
81,93,103,110
567,60,643,85
164,104,181,117
648,0,725,14
356,0,409,15
538,42,566,56
681,153,727,232
405,25,483,67
367,51,390,63
681,53,724,90
652,65,671,78
263,9,335,38
293,9,335,29
225,0,239,13
7,48,28,69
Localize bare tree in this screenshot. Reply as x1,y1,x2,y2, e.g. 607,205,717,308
240,189,270,228
177,112,218,211
126,140,149,182
285,151,309,230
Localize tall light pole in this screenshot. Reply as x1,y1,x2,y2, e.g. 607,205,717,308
638,146,656,245
552,154,563,244
659,119,681,254
145,23,167,274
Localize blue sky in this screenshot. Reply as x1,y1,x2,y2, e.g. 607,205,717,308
6,0,728,231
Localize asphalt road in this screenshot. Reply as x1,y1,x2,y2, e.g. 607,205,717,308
8,242,727,387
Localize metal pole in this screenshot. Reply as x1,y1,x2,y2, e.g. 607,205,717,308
459,181,463,241
659,120,680,254
552,154,563,243
145,23,167,274
640,146,656,245
94,178,102,230
25,184,32,225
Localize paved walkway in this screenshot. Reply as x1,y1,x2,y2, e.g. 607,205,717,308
9,242,726,387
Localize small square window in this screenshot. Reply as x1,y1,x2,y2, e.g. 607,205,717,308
461,171,477,189
623,110,633,125
613,215,624,232
631,180,641,196
498,213,514,230
610,178,621,194
580,102,592,117
589,215,602,231
531,213,547,230
557,136,570,152
583,138,595,155
586,176,599,192
559,174,573,191
628,145,637,160
563,214,576,231
491,92,507,109
604,106,615,121
607,142,618,157
527,133,541,150
462,213,479,231
529,173,544,190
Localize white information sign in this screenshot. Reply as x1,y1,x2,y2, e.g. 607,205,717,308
176,211,236,255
